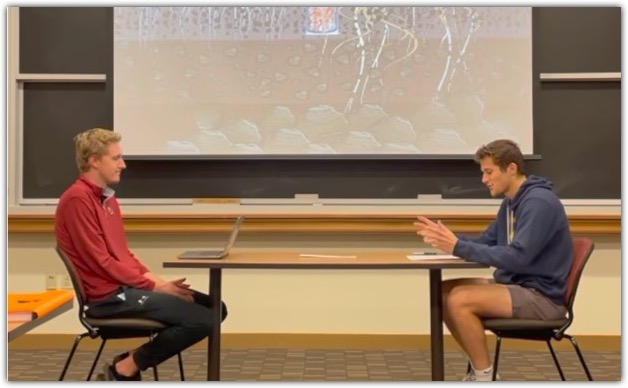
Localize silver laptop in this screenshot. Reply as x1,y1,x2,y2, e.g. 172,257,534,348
177,215,245,259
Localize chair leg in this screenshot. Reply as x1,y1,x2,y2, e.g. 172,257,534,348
177,352,185,381
492,335,502,381
546,340,566,381
86,339,107,381
564,334,594,381
59,332,89,381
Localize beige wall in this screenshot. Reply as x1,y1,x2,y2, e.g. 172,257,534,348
7,231,620,336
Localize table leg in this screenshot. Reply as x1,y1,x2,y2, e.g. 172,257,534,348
208,268,222,381
429,269,444,381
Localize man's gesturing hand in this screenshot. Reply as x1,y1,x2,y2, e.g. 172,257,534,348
413,216,458,254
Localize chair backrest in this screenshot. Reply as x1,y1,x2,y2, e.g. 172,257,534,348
55,246,98,335
564,237,595,311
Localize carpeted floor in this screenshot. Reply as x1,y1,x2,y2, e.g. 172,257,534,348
7,347,619,381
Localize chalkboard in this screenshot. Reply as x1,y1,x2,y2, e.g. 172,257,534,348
19,7,621,200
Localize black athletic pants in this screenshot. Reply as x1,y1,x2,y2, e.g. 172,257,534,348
86,286,227,371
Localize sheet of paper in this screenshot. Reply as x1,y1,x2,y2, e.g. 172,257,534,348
299,254,357,259
406,254,461,261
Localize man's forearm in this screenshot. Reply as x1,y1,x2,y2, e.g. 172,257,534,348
143,272,166,288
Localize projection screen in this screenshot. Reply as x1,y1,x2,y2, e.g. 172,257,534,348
114,6,533,157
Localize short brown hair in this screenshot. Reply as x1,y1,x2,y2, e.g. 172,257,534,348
74,128,121,172
474,139,526,175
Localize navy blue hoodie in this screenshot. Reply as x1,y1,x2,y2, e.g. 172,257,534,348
453,175,573,305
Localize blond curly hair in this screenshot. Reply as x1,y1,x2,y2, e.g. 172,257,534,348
74,128,121,172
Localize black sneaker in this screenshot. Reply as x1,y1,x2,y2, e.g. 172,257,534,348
112,352,129,365
111,352,141,381
103,362,141,381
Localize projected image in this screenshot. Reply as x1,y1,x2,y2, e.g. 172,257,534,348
114,7,532,156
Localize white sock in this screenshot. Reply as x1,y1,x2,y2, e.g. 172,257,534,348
472,365,494,379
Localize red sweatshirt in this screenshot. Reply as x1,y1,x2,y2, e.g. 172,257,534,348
55,176,156,302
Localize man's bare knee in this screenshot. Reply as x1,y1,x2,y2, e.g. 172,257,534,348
442,278,491,303
447,283,512,318
447,286,474,311
441,279,458,297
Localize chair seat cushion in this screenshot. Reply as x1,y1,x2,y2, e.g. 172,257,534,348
84,317,170,339
85,317,167,330
483,318,567,331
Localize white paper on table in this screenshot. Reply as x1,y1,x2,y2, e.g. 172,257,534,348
299,254,357,259
406,254,461,261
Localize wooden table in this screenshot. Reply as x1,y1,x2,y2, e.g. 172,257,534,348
163,250,486,381
8,298,74,342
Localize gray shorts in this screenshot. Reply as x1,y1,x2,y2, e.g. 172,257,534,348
505,284,567,320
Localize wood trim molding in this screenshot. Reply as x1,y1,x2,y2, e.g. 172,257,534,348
8,212,620,234
8,333,620,351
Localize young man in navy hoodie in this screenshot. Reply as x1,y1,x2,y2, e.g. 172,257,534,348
414,139,573,381
55,128,228,381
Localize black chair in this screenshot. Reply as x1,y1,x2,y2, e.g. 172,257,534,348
55,246,185,381
479,237,595,381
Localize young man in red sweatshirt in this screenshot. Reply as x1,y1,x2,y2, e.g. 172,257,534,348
55,128,228,381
